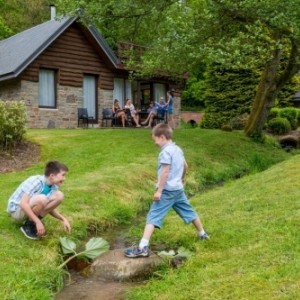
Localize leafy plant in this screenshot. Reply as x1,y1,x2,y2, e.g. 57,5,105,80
230,113,249,130
279,107,298,130
0,100,27,151
157,247,193,259
250,130,267,143
58,237,110,269
201,63,259,129
268,107,281,121
267,117,291,135
221,124,232,132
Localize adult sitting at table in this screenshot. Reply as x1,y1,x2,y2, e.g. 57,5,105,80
112,99,126,127
141,97,167,128
124,99,141,127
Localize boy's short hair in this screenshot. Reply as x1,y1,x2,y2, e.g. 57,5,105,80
45,161,68,177
152,123,173,140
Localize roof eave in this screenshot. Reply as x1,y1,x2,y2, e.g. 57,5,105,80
0,72,16,82
3,17,77,80
87,25,119,68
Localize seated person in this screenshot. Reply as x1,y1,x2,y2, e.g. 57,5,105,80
112,99,126,127
141,97,167,128
140,101,157,128
156,97,167,118
124,99,141,127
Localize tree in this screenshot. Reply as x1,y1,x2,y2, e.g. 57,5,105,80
201,63,260,129
0,0,54,39
56,0,178,50
143,0,300,136
56,0,300,136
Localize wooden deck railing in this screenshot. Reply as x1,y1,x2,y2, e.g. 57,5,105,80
116,41,189,79
117,41,149,67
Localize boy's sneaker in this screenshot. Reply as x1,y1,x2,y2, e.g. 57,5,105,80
20,221,37,240
124,246,150,258
199,232,210,240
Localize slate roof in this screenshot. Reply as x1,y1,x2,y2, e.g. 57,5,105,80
291,89,300,101
0,16,119,81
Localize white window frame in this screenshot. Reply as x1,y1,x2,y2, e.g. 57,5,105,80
38,69,56,108
83,74,97,119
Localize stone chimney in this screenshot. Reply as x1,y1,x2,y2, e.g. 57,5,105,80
50,4,56,21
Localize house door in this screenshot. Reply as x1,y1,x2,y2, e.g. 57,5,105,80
83,74,97,119
113,78,132,107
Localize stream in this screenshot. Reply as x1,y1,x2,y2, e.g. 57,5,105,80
55,216,149,300
54,272,145,300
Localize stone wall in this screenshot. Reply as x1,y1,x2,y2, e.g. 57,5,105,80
172,96,181,128
181,111,203,125
0,80,22,100
0,80,114,128
0,80,181,128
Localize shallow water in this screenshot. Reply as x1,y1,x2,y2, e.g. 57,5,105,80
55,216,147,300
55,272,145,300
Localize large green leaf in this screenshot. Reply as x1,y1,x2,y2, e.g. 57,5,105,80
157,250,176,258
59,237,76,255
157,247,193,259
176,246,193,258
83,237,110,260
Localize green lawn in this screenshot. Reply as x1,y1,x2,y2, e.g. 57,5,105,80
0,128,297,299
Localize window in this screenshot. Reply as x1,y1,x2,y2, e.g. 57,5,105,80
38,69,56,108
113,78,132,106
83,74,97,119
136,81,167,108
154,83,166,103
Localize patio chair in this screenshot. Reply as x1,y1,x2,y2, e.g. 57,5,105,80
102,108,120,127
154,109,168,125
78,108,93,128
124,108,133,126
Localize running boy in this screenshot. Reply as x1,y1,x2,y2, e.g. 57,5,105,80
124,123,209,258
6,161,71,240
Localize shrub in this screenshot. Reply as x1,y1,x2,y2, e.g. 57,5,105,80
250,131,266,143
267,117,291,135
0,100,27,151
200,63,259,129
221,124,232,131
268,107,281,121
279,107,298,130
181,72,206,110
296,108,300,120
200,112,225,129
230,113,249,130
295,109,300,128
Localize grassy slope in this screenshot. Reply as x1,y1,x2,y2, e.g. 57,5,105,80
128,155,300,300
0,128,295,299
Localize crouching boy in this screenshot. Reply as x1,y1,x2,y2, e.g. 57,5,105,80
6,161,71,240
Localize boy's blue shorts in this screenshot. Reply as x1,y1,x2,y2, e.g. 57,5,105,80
146,189,198,229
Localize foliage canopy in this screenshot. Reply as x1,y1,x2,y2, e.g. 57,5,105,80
2,1,300,135
55,0,300,134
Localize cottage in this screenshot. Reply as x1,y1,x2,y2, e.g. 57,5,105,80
0,13,181,128
291,88,300,108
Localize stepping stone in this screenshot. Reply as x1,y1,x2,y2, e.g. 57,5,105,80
87,248,163,281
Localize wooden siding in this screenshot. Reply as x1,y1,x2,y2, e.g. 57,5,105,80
19,23,114,90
